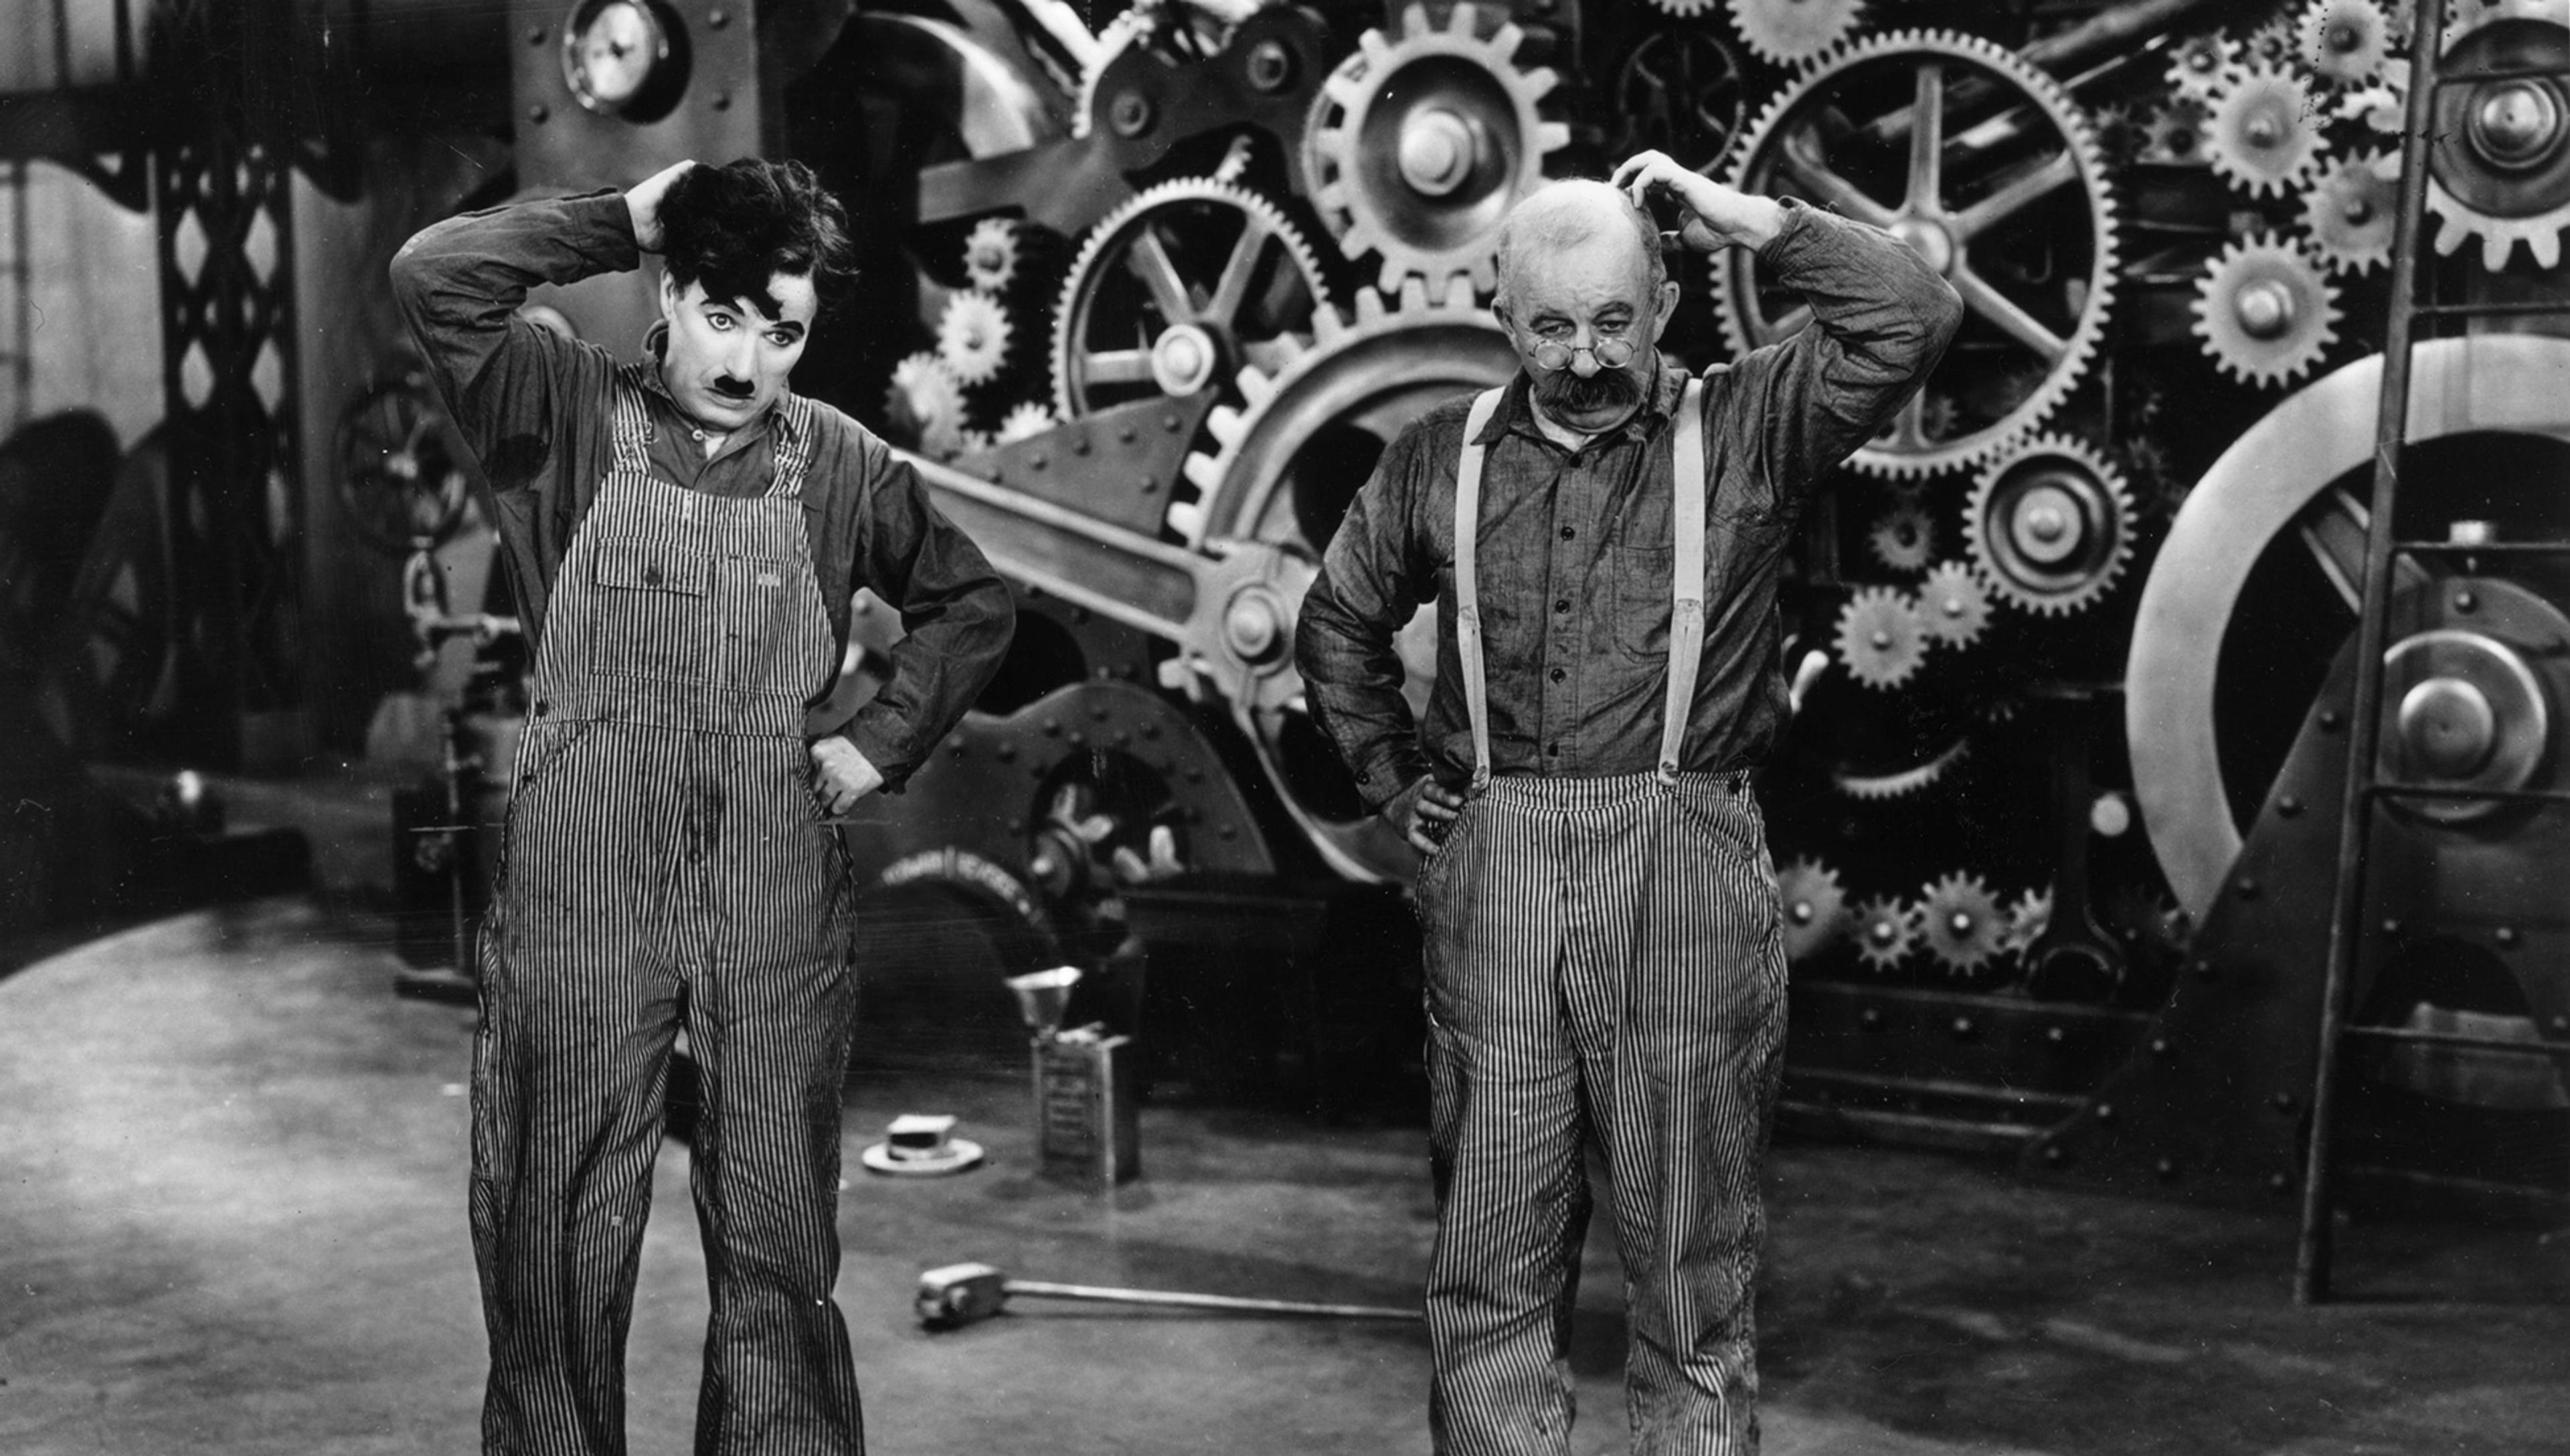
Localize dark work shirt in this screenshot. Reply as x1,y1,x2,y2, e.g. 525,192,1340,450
1294,200,1962,809
390,191,1014,792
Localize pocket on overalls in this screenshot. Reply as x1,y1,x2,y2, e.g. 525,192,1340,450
587,537,709,682
715,552,805,693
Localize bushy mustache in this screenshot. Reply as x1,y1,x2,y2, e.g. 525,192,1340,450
1543,368,1639,412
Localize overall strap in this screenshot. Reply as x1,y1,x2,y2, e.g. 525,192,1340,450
1657,376,1708,785
608,365,657,472
768,393,816,499
1451,387,1507,794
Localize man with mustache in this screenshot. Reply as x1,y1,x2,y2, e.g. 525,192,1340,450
1296,152,1960,1455
393,157,1013,1454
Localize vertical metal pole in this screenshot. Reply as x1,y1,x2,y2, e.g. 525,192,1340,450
2294,0,2449,1305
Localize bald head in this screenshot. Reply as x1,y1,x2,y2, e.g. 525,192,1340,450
1493,179,1666,314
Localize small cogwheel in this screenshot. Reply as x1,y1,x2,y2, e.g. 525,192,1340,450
954,427,997,458
1649,0,1722,12
1918,872,2007,974
1917,561,1992,646
1727,0,1868,68
1853,895,1919,970
963,217,1023,294
2166,32,2243,101
2143,96,2214,163
936,292,1015,387
1867,502,1937,571
1964,432,2138,617
2302,151,2400,273
1834,587,1928,690
2208,64,2332,199
2298,0,2397,86
2002,886,2053,956
2238,13,2298,68
887,352,969,459
1775,856,1851,962
997,401,1058,444
2193,232,2342,386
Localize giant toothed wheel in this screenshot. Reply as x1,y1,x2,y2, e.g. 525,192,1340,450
2126,334,2570,921
2192,232,2342,388
2425,0,2570,271
1301,2,1571,304
1716,29,2120,480
1051,177,1332,430
1964,432,2136,618
1728,0,1867,69
1181,282,1521,883
2207,63,2332,200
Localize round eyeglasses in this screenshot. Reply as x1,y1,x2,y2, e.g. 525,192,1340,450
1524,335,1639,373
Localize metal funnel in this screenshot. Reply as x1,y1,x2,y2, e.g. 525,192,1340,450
1005,966,1083,1037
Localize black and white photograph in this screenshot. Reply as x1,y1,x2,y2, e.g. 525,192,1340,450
1,1,2566,1452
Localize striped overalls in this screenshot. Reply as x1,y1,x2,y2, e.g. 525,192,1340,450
470,369,866,1455
1417,381,1790,1456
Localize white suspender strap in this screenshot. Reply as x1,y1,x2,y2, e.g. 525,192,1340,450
1657,377,1709,785
1452,387,1507,794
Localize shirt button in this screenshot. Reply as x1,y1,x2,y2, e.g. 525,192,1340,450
1559,525,1575,541
643,565,664,585
1554,598,1570,614
1549,666,1565,683
533,700,549,717
1546,742,1561,756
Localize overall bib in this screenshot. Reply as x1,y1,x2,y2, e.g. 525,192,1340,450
1418,381,1789,1456
470,369,865,1456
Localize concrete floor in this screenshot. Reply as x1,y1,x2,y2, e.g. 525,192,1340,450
3,897,2567,1456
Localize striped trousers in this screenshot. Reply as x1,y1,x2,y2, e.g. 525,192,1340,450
472,719,863,1456
1414,770,1788,1456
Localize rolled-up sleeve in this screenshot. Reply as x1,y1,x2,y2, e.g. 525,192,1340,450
1711,198,1964,508
1295,424,1438,812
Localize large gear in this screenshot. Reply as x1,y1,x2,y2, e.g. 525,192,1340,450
1071,2,1229,141
2207,63,2332,199
1853,895,1919,971
1833,586,1928,690
936,291,1015,387
1715,29,2120,480
2297,0,2397,86
1775,856,1851,962
1866,502,1936,571
1917,560,1992,646
1917,871,2008,974
1302,2,1571,303
2166,32,2243,102
2192,232,2342,387
1964,432,2138,618
1727,0,1867,69
1051,177,1332,422
2424,0,2570,271
2301,150,2401,273
1178,280,1520,881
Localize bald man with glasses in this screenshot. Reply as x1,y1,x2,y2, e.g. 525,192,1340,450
1296,153,1960,1455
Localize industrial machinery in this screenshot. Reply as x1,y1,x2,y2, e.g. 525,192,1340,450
4,0,2563,1216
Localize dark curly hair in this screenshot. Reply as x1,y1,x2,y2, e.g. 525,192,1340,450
657,157,856,319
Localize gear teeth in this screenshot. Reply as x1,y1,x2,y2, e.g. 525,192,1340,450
2302,151,2399,274
936,292,1014,387
2298,0,2397,86
1917,561,1991,646
1964,431,2138,616
1832,737,1970,801
2191,232,2342,387
1775,856,1852,962
1834,585,1928,690
2207,64,2331,200
2002,887,2053,955
1714,28,2120,481
1853,895,1919,971
1867,503,1937,571
997,401,1057,444
2166,31,2245,100
1728,0,1870,68
1918,871,2006,974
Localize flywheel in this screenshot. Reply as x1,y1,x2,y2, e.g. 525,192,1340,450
1715,29,2120,480
1181,282,1520,882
